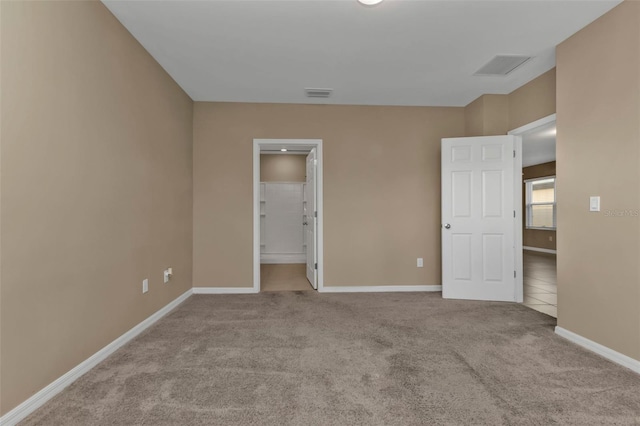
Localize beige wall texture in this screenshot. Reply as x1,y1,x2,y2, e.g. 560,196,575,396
464,69,556,137
1,1,194,415
522,162,557,251
193,103,465,288
464,94,510,136
260,154,306,182
508,68,556,131
464,96,485,137
556,1,640,360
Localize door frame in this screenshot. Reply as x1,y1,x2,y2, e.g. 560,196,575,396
253,139,324,292
508,113,557,304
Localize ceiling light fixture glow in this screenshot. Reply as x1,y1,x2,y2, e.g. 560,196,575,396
358,0,383,6
281,148,287,152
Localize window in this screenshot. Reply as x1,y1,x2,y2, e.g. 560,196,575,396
525,176,556,229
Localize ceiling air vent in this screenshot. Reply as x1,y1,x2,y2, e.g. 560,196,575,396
305,88,333,98
474,55,532,76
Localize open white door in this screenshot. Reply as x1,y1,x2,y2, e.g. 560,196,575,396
304,148,317,289
441,136,517,301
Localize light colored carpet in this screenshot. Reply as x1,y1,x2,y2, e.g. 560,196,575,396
21,293,640,425
260,263,312,292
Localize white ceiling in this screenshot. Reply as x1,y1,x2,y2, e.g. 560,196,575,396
522,121,556,167
102,0,621,107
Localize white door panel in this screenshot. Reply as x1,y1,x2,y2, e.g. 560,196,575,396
305,148,317,289
451,234,472,280
452,172,472,217
442,136,516,302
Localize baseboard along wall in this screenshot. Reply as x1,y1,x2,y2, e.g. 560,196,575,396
0,290,193,426
192,287,258,294
320,285,442,293
555,326,640,375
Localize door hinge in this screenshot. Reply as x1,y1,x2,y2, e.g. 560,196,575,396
513,210,516,218
314,263,317,270
514,270,516,278
314,211,317,218
513,150,516,158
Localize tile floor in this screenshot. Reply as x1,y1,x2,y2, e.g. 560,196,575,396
523,250,557,318
260,263,313,292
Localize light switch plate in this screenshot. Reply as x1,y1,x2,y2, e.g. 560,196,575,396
590,196,600,212
417,258,424,268
142,279,149,294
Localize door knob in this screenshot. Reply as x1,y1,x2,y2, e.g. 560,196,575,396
443,223,451,229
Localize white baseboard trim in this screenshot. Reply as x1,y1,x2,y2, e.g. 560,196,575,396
192,287,258,294
260,253,306,264
523,246,557,254
0,289,193,426
319,285,442,293
555,326,640,375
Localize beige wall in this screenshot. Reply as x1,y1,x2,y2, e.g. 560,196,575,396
556,1,640,360
194,103,465,288
1,1,194,414
260,154,306,182
464,69,556,137
522,162,557,250
464,94,510,137
483,95,510,136
464,96,485,136
508,68,556,131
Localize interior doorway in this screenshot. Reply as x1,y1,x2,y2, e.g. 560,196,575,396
253,139,323,292
508,115,557,317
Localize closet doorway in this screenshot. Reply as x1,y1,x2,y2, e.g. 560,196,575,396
252,139,323,292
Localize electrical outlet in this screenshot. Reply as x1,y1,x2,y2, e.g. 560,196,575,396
163,268,172,284
142,278,149,294
417,258,424,268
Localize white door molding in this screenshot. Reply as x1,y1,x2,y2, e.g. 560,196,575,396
508,113,556,304
253,139,324,292
508,114,556,136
